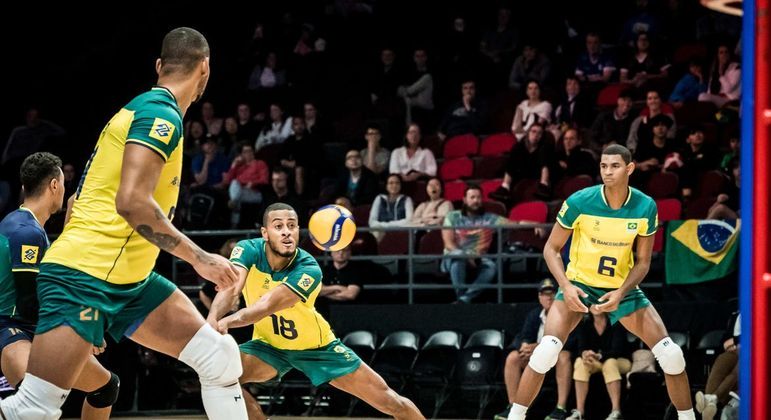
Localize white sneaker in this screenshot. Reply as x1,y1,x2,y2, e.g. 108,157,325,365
566,409,583,420
605,410,623,420
695,391,718,413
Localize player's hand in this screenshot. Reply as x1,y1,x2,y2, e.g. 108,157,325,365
594,289,623,313
193,252,238,290
93,340,107,355
217,316,233,334
564,284,589,313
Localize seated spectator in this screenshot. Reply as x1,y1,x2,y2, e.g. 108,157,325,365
502,122,554,193
319,246,364,304
575,32,616,85
554,128,597,182
247,51,287,91
441,185,511,303
360,123,390,176
632,115,675,186
669,60,708,107
695,312,740,420
335,148,379,207
303,101,333,142
698,43,741,108
411,177,454,226
259,166,308,226
217,117,240,155
497,279,574,420
676,126,720,198
437,79,488,141
397,48,434,126
480,7,518,67
589,90,635,152
707,157,740,220
191,138,231,188
235,102,261,144
389,123,437,182
369,174,414,239
279,116,323,196
200,101,223,137
508,43,551,92
255,103,292,151
511,80,552,141
568,311,631,420
551,76,593,133
619,32,670,89
720,132,740,171
221,143,269,227
369,47,405,107
627,88,676,152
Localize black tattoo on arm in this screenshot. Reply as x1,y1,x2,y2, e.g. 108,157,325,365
193,247,217,266
136,224,181,252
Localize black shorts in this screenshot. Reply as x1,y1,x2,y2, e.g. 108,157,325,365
0,316,35,352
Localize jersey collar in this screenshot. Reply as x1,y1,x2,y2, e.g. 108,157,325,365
18,206,42,227
151,85,178,103
600,186,632,209
262,242,299,275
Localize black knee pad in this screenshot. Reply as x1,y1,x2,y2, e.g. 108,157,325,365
86,372,120,408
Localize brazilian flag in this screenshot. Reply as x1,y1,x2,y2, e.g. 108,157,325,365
665,220,740,284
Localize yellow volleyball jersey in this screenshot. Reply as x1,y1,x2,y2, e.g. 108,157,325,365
230,238,336,350
44,87,184,284
556,185,658,289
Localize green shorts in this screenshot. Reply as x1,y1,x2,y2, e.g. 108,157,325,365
240,339,362,386
36,263,177,346
556,281,651,325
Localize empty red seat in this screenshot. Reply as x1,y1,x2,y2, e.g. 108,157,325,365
479,133,516,156
653,198,683,252
439,157,473,181
444,180,467,201
554,175,594,199
418,230,445,254
697,170,728,198
480,179,503,200
509,201,548,223
352,204,372,227
596,84,626,107
377,231,411,255
645,172,680,199
482,200,507,217
443,134,479,159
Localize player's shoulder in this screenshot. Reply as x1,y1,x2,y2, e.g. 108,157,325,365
0,210,44,240
566,185,602,206
628,187,656,211
294,247,321,273
125,88,182,122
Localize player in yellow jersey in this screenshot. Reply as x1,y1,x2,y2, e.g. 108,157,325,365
0,28,248,419
209,203,424,420
507,145,695,420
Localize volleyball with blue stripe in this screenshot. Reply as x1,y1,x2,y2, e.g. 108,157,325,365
308,204,357,251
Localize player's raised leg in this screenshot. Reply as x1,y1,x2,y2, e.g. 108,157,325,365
128,288,247,420
330,362,424,420
619,305,694,419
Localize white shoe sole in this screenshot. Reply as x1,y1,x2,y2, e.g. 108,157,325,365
702,403,717,420
695,391,705,413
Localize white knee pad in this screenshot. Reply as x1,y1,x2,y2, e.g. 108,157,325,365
652,337,686,375
528,335,564,374
0,373,68,420
179,323,243,388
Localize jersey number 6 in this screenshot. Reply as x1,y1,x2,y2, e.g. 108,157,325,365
597,256,617,277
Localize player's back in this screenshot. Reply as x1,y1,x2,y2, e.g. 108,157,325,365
0,208,47,316
44,87,184,285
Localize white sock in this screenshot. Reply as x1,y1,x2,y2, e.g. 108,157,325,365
201,382,248,420
507,402,528,420
0,373,69,420
677,408,696,420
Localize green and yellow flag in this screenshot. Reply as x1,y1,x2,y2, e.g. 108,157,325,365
665,220,740,284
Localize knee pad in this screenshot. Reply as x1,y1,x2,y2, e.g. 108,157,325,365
0,373,68,420
652,337,686,375
528,335,563,374
86,372,120,408
179,324,243,388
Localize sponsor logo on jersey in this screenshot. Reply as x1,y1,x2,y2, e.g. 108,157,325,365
627,222,638,232
148,118,175,144
230,246,244,260
298,273,315,291
21,245,39,264
558,201,569,218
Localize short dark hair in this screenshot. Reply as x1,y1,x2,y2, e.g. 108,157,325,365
618,89,634,100
464,183,482,196
262,202,297,226
21,152,62,197
602,144,633,165
365,122,381,134
159,27,209,76
271,166,291,177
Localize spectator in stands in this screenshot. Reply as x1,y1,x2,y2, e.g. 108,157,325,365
441,185,510,303
441,17,477,84
677,126,720,198
61,163,77,198
2,107,65,167
259,166,307,225
554,128,597,182
589,90,635,152
707,157,740,219
411,177,454,226
567,311,631,420
632,114,675,185
303,101,332,142
575,32,616,85
552,76,593,133
191,138,231,189
389,123,437,182
620,0,664,46
336,148,379,206
319,246,364,303
497,279,574,420
184,119,208,158
221,143,269,227
369,47,404,108
247,51,287,91
255,103,292,151
627,88,676,152
369,174,414,239
236,102,260,144
511,80,553,141
502,122,554,193
698,43,741,108
200,101,223,137
619,32,670,89
695,312,740,420
217,117,240,155
670,59,708,107
508,43,551,92
720,133,740,171
480,7,518,68
361,123,390,176
279,116,322,196
397,48,434,126
437,79,488,141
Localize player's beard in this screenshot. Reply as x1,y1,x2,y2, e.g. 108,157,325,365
267,236,296,258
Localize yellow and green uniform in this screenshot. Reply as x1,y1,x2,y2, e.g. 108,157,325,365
231,238,360,385
555,185,657,323
35,87,182,345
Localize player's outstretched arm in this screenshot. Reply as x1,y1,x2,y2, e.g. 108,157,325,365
116,143,237,288
543,223,589,313
218,284,301,332
595,234,654,313
207,266,247,328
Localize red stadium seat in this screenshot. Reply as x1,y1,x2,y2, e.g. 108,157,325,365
352,204,372,227
418,230,445,254
443,134,479,159
512,179,540,203
473,155,508,179
645,172,680,199
480,179,503,200
439,157,473,181
479,133,516,157
684,196,715,219
697,170,728,198
674,101,717,127
554,175,594,199
402,180,428,204
508,201,548,223
482,200,507,217
653,198,683,252
377,231,411,255
444,180,467,201
596,83,626,107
